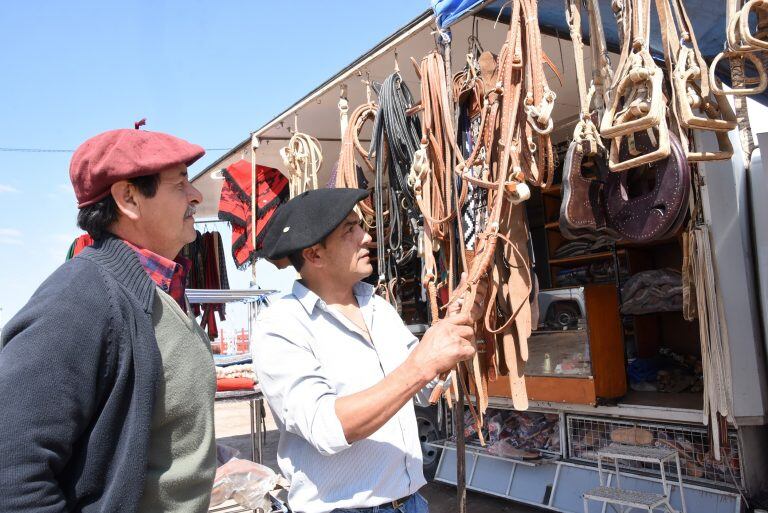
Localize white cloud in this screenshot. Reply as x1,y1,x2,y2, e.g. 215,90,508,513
0,228,22,246
0,184,19,194
45,184,75,202
0,228,21,238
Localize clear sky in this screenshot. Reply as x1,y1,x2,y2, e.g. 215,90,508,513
0,1,429,329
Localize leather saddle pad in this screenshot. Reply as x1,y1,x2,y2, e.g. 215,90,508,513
605,132,690,243
560,141,615,240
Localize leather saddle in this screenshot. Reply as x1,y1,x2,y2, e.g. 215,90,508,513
604,132,690,243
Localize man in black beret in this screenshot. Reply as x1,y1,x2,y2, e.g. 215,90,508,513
253,188,485,513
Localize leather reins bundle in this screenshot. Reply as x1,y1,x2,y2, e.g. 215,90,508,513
408,48,469,410
419,0,558,417
409,49,467,327
682,188,735,461
280,132,323,198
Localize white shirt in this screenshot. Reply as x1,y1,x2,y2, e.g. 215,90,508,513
253,280,426,513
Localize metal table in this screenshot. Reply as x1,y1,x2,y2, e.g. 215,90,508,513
215,387,265,464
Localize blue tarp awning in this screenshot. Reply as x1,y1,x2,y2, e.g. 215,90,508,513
431,0,766,103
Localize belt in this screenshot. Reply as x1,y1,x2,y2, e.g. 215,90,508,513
388,494,412,509
352,494,411,512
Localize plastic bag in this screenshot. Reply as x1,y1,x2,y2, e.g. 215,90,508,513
210,458,279,511
216,443,242,466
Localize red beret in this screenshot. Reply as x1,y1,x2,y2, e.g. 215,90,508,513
69,129,205,208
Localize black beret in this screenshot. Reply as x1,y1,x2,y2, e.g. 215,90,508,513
261,188,369,260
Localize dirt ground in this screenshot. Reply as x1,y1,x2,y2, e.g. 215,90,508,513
214,402,544,513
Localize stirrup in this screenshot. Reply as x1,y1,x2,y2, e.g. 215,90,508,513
678,128,735,163
608,123,671,173
740,0,768,50
601,50,666,138
710,51,768,96
673,48,737,133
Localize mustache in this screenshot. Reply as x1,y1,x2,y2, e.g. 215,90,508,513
185,205,197,218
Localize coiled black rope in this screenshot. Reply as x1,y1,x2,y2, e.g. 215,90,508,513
370,72,421,277
371,72,423,291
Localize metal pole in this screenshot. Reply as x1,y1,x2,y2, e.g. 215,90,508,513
255,397,264,464
441,27,468,513
250,134,259,287
454,371,467,513
249,399,257,462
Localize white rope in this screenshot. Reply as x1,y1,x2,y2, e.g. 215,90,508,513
280,132,323,198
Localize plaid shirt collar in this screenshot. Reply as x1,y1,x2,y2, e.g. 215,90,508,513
122,240,190,309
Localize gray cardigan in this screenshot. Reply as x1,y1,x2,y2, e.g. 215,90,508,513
0,236,162,513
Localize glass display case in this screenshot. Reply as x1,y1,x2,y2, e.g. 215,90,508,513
487,284,626,404
527,287,592,377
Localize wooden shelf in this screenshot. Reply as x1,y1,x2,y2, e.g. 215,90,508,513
549,249,626,266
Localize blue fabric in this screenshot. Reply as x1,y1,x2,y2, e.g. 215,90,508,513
431,0,484,30
331,493,429,513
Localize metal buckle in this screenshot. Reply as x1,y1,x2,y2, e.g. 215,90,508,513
390,495,409,509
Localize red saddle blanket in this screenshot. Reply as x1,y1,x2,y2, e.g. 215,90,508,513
217,160,288,268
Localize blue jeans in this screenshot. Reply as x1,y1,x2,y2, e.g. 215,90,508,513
330,493,429,513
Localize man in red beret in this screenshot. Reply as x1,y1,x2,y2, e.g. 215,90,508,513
0,128,217,513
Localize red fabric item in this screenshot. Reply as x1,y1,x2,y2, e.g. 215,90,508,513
72,234,94,257
217,160,288,269
70,128,205,208
216,377,255,392
198,233,225,339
